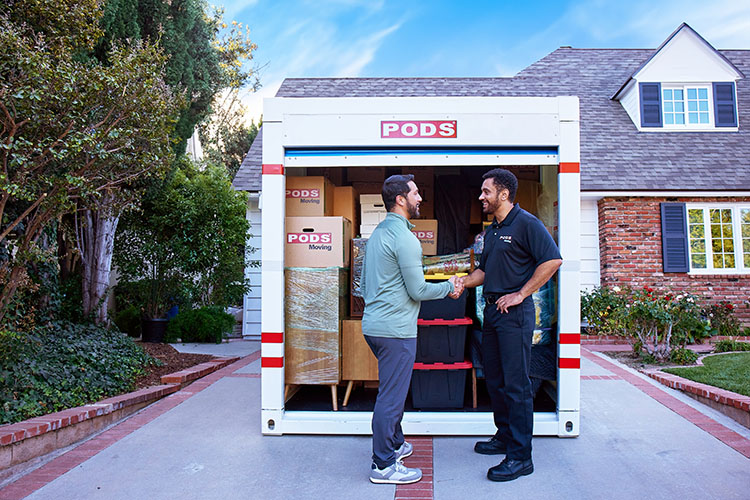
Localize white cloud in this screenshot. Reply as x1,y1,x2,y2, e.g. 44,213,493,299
335,23,401,77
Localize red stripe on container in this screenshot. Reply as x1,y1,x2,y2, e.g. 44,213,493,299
558,162,580,173
559,333,581,344
262,164,284,175
262,332,284,343
559,358,580,369
261,357,284,368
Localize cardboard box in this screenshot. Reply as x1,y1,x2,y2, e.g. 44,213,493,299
286,176,335,217
333,186,359,240
361,196,387,226
359,194,383,205
360,223,379,237
411,219,438,255
341,320,378,381
361,210,387,226
346,167,385,183
285,216,352,268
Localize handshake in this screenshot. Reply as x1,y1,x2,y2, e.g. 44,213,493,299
447,275,465,300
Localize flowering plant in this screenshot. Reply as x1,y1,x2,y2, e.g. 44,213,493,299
582,285,713,361
704,301,742,337
581,285,629,336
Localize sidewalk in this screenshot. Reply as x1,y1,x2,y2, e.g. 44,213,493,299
1,341,748,500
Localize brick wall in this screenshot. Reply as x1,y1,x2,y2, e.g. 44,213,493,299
598,196,750,326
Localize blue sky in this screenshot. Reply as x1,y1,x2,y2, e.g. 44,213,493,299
217,0,750,121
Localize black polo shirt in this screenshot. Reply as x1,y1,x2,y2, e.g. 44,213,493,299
478,204,561,294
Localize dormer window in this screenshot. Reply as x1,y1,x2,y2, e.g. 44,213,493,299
662,86,710,126
639,81,737,129
614,23,744,132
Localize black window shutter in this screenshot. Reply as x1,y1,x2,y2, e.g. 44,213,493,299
660,203,689,273
713,82,737,127
640,82,662,127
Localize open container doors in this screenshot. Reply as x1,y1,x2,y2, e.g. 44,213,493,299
260,96,581,437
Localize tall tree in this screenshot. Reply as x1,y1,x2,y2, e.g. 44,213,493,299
70,0,256,324
0,7,179,322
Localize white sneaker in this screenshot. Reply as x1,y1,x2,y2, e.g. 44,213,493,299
395,441,413,461
369,461,422,484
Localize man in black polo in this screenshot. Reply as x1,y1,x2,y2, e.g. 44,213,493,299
457,168,562,482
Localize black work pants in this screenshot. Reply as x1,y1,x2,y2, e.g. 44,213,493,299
364,335,416,469
481,297,534,460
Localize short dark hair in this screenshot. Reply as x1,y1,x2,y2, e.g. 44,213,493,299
382,174,415,212
482,168,518,202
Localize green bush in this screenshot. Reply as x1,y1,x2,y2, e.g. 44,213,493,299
704,301,742,337
581,286,712,362
113,305,142,338
714,339,750,353
165,306,234,344
669,347,699,365
0,321,158,425
581,285,628,336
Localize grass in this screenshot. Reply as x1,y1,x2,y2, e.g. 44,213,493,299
664,352,750,397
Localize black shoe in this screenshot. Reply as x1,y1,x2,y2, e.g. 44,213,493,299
473,437,507,455
487,457,534,482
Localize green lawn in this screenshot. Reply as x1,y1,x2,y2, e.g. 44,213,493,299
664,352,750,397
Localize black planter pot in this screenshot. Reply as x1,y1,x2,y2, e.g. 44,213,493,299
141,318,169,343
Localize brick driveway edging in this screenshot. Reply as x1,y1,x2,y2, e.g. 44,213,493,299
0,356,239,481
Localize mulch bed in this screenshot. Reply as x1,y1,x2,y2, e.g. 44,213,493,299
134,343,215,389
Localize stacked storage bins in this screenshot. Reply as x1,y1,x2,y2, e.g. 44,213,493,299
411,274,472,409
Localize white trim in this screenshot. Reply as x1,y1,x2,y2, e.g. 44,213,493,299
636,126,738,133
685,203,750,275
265,410,574,437
581,191,750,200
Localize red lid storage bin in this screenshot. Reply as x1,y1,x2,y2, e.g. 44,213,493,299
415,317,472,364
411,361,472,409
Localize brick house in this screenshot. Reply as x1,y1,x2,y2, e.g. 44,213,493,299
233,23,750,332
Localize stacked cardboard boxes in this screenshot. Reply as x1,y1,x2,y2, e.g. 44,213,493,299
359,194,386,237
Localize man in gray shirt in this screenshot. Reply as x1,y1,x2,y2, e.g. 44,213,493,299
362,174,461,484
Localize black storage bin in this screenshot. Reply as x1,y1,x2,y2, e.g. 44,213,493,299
415,317,472,363
419,292,467,320
411,361,471,409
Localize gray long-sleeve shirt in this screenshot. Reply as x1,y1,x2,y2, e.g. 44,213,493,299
361,212,453,338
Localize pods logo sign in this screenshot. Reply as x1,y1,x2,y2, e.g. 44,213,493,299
381,120,457,139
412,230,435,240
286,189,320,199
287,233,332,244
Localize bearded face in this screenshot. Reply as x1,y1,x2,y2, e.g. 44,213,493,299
481,189,501,214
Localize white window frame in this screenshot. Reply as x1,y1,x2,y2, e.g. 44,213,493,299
662,84,714,130
686,203,750,275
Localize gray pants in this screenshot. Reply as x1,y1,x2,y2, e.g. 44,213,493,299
364,335,417,469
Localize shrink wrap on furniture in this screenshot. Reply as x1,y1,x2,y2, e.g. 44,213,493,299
285,267,348,385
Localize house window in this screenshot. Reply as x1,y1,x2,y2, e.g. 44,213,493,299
663,86,711,126
687,204,750,273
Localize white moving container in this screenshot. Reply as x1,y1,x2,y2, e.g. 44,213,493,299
260,96,581,437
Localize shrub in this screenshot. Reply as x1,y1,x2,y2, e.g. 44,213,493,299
581,285,628,336
581,286,712,362
113,305,142,338
0,321,158,425
669,347,699,365
165,306,234,344
704,301,741,337
714,339,750,353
